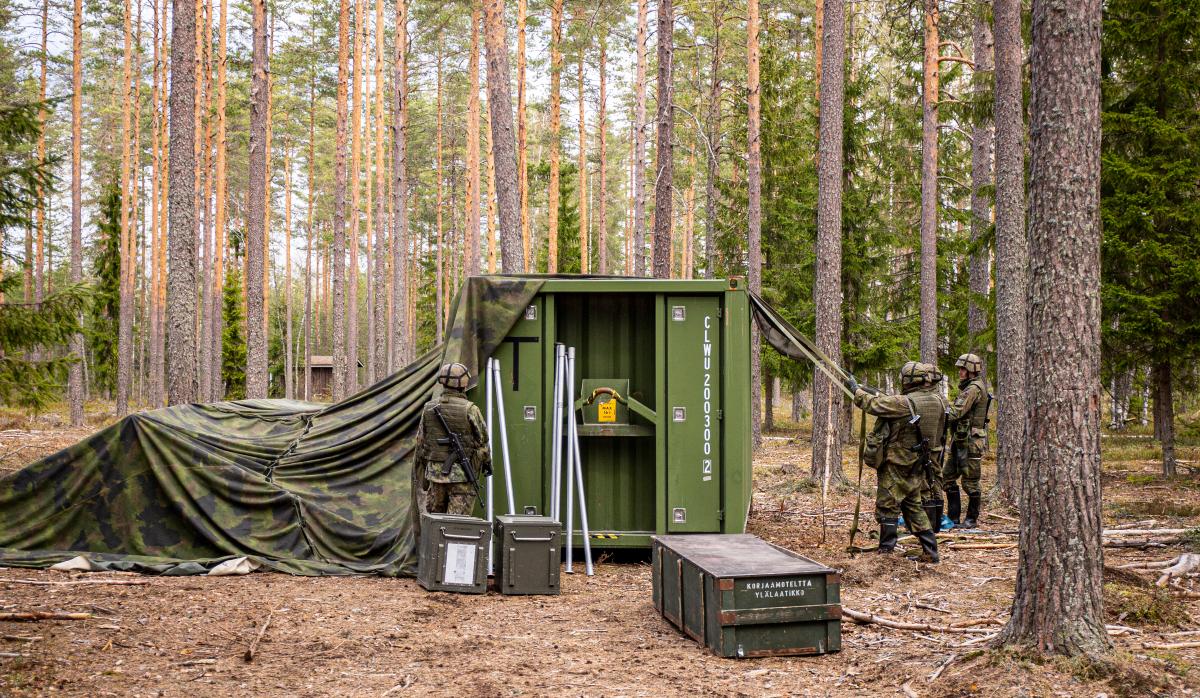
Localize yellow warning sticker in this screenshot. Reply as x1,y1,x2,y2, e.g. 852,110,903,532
598,400,617,423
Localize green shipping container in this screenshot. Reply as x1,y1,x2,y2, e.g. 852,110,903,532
474,278,753,548
651,534,842,658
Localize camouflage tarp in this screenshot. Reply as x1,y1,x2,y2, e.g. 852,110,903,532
0,277,544,576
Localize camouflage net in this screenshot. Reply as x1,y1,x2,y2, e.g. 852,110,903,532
0,277,544,576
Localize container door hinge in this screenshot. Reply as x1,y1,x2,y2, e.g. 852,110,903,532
716,308,723,318
716,409,724,420
717,509,725,522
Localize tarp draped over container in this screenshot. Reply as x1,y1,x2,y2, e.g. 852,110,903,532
0,277,545,576
0,277,837,577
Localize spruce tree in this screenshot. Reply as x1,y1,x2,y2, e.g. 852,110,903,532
221,234,248,400
87,182,121,396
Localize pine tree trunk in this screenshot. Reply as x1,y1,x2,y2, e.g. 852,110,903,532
651,0,673,279
156,0,169,404
577,46,588,273
483,0,522,273
197,0,214,402
998,0,1107,657
331,0,351,400
244,0,269,399
117,0,136,415
597,37,608,275
35,0,47,304
547,0,562,272
1153,361,1176,477
993,0,1025,503
68,0,84,424
516,0,530,271
348,0,366,392
968,6,994,343
390,0,409,370
918,0,939,365
703,6,722,279
485,98,498,273
372,0,387,380
747,0,763,447
167,0,198,406
465,4,482,280
284,150,294,399
810,0,845,483
434,42,444,337
631,0,649,276
305,63,316,398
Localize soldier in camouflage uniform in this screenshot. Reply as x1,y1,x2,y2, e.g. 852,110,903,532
847,362,948,562
943,353,991,529
415,363,492,516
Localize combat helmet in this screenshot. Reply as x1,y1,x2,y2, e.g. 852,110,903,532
955,353,983,377
899,361,929,392
438,362,471,391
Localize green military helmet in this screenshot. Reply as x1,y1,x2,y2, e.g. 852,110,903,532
899,361,925,390
955,353,984,376
918,362,944,385
438,362,472,391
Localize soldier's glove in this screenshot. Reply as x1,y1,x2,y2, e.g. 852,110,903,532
845,375,860,394
481,463,494,478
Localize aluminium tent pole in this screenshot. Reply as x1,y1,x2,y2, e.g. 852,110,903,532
485,357,495,574
564,347,577,573
568,347,594,576
551,344,565,521
490,359,517,515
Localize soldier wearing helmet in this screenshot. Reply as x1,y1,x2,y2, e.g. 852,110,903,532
414,363,492,516
943,353,992,529
846,361,948,563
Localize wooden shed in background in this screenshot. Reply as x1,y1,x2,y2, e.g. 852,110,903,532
304,356,364,400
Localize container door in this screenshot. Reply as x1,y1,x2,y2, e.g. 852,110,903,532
488,298,545,516
665,296,722,532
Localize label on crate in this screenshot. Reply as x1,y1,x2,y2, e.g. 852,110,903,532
443,543,477,586
739,577,815,601
598,400,617,423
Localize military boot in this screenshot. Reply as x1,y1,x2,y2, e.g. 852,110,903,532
877,520,899,554
914,529,940,563
925,502,944,533
962,493,981,529
945,487,962,524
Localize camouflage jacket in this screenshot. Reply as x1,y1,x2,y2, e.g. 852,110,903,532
855,386,948,472
948,376,990,444
416,392,492,484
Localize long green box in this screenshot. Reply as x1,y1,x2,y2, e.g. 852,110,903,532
651,534,841,658
472,278,753,547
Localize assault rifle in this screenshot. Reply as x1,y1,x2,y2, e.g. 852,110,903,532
431,405,487,502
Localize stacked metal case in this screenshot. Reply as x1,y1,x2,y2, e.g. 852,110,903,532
417,512,491,594
651,534,841,657
493,515,561,595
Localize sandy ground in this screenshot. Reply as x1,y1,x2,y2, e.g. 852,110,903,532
0,416,1197,697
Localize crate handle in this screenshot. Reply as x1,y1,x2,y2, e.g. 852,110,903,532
510,531,557,542
440,527,484,541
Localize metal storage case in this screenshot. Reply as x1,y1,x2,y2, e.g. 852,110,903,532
474,278,753,548
417,512,491,594
651,534,841,658
494,515,561,595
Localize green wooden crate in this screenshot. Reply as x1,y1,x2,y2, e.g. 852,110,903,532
651,534,841,658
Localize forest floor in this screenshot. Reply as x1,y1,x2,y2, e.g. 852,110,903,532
0,408,1198,697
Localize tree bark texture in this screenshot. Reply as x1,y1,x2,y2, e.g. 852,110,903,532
811,0,845,482
391,0,409,370
918,0,939,365
68,0,83,425
483,0,522,273
968,5,994,343
466,4,482,278
577,48,588,273
371,0,387,380
597,37,608,275
347,0,366,393
167,0,198,406
632,0,649,276
747,0,762,447
331,0,350,400
516,0,530,271
1153,361,1176,477
651,0,673,279
117,0,135,415
993,0,1026,503
547,0,562,273
245,0,269,399
703,5,722,279
999,0,1108,658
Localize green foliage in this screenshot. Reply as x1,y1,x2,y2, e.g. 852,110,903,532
221,264,247,401
0,101,57,256
1101,0,1200,378
0,275,88,410
87,181,121,395
531,161,582,274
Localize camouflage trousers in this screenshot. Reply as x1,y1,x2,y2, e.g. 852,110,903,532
942,442,982,496
875,463,931,533
415,461,476,516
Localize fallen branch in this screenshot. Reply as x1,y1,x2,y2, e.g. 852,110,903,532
0,612,91,622
928,653,959,682
1,635,40,642
985,512,1018,523
1155,554,1200,587
949,618,1003,629
244,609,277,663
842,608,997,634
1103,529,1192,536
1,579,150,587
1142,641,1200,650
180,658,217,667
946,543,1016,551
1110,520,1157,530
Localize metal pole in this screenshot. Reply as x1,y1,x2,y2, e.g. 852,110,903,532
551,344,565,521
485,357,495,574
568,348,594,576
564,348,576,573
491,359,517,515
